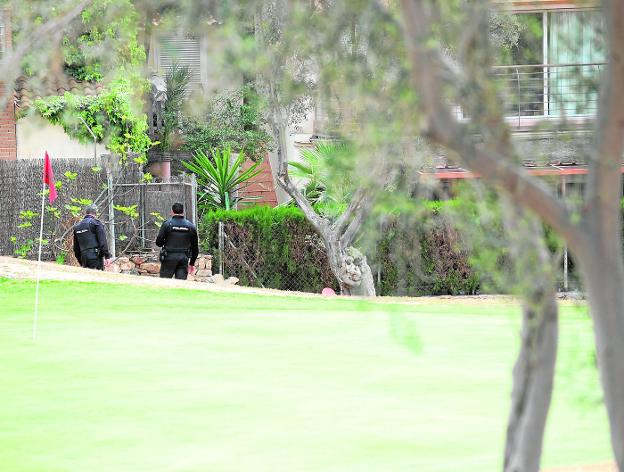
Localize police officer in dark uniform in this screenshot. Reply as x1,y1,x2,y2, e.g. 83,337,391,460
73,204,111,270
155,202,199,280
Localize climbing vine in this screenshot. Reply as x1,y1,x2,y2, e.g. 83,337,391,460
62,0,146,82
33,79,153,164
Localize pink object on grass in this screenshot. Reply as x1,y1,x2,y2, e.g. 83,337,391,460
321,287,337,296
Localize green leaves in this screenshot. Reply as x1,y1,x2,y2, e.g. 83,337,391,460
71,198,93,206
289,141,354,210
150,212,165,227
46,206,62,219
64,204,82,218
183,147,264,213
181,85,273,160
17,210,38,228
12,239,35,259
113,204,139,219
19,210,38,221
64,171,78,181
33,80,153,163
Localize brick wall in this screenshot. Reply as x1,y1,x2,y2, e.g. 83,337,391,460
240,157,278,207
2,7,12,50
0,8,16,161
0,86,17,161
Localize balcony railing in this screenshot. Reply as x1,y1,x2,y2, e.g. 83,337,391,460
458,62,606,128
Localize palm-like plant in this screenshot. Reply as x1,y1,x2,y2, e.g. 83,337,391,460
183,147,264,212
160,63,191,151
289,141,353,208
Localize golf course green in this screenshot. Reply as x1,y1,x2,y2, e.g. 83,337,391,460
0,278,612,471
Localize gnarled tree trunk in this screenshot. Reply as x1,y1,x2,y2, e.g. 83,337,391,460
326,240,376,296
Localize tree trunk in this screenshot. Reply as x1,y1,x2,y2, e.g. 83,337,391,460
341,255,376,296
504,295,558,472
578,248,624,470
326,239,376,297
501,202,559,472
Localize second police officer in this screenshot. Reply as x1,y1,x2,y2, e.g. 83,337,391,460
155,202,199,280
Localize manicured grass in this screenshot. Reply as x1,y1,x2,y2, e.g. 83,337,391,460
0,278,611,471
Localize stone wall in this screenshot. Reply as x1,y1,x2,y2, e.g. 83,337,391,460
106,253,230,283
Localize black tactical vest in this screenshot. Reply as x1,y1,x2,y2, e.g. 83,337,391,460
164,218,193,252
74,218,99,252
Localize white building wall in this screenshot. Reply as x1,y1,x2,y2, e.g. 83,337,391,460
268,114,316,204
17,115,105,160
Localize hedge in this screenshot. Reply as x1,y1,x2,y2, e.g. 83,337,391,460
201,206,338,293
200,205,481,296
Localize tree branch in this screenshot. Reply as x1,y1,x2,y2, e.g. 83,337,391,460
398,0,589,254
267,86,327,235
333,187,367,236
585,0,624,237
0,1,92,94
340,194,372,248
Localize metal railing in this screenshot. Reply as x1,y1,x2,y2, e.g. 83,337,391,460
455,63,605,127
493,62,605,126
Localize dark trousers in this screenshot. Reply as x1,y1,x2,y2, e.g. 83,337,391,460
80,250,103,270
159,253,189,280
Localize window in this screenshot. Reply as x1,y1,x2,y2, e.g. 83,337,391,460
157,35,203,91
548,10,605,116
495,10,605,119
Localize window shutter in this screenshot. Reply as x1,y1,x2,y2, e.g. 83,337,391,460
0,12,5,59
158,35,202,91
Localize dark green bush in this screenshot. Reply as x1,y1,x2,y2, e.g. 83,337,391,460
200,205,481,295
201,206,337,293
375,206,481,296
200,201,587,295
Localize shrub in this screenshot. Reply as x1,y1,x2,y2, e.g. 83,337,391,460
201,206,337,293
375,207,481,296
200,205,481,295
182,86,273,161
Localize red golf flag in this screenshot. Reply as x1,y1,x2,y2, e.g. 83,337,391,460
43,152,57,203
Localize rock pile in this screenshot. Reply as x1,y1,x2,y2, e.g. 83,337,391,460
106,253,219,283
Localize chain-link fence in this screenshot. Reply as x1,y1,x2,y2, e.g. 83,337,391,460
206,217,578,296
0,157,196,262
213,220,338,293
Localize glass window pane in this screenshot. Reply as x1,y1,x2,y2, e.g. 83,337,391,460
548,11,605,116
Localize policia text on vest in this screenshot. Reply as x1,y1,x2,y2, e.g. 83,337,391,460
73,205,111,270
155,203,199,280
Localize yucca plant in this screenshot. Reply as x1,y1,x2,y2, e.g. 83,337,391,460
183,147,264,213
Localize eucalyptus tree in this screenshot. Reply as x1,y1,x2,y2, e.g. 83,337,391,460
393,0,624,468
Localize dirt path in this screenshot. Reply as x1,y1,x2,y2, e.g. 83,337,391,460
0,256,319,298
0,256,522,305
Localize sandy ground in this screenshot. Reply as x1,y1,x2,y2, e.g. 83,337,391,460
0,256,522,305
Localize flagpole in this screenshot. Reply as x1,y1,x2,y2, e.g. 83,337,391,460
32,180,46,340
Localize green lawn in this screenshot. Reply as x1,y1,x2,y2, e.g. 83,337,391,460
0,278,611,471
